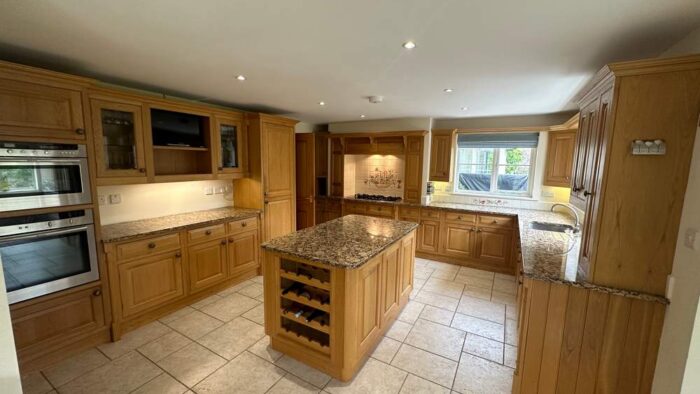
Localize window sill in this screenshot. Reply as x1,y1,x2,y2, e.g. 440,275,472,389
443,191,537,201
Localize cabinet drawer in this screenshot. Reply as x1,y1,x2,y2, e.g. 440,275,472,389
228,217,258,235
366,204,394,217
478,215,514,228
344,201,366,213
445,211,477,224
421,209,442,220
188,223,226,244
116,233,181,261
399,206,420,218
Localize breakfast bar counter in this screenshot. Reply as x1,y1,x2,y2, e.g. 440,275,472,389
260,215,418,381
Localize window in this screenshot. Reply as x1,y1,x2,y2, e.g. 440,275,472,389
453,133,538,196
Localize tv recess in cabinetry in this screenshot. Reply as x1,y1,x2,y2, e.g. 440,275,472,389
150,108,213,177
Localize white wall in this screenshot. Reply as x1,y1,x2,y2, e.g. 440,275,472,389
652,26,700,394
329,117,432,133
98,180,233,225
0,260,22,394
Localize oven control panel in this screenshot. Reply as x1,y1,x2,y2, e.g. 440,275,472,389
0,210,94,237
0,142,87,158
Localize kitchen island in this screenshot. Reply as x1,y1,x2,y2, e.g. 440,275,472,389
260,214,418,381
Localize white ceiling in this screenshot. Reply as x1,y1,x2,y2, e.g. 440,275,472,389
0,0,698,124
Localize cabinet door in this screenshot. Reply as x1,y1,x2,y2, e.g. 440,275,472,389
443,223,476,259
381,243,401,325
264,197,295,241
399,233,415,300
188,238,228,293
91,99,147,178
0,79,85,140
118,251,184,317
295,133,315,229
228,229,259,277
429,132,453,181
262,122,295,198
543,130,576,187
215,115,245,176
476,227,512,267
356,259,382,354
418,220,441,253
404,136,423,203
330,138,344,197
570,98,599,208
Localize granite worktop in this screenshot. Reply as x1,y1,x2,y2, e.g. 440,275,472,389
261,214,419,269
101,207,261,243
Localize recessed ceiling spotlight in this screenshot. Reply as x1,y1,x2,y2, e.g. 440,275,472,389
444,88,454,93
402,41,416,49
360,115,366,118
236,75,246,81
460,106,468,111
319,101,326,106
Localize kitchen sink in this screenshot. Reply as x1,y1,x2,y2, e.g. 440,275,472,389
528,221,579,234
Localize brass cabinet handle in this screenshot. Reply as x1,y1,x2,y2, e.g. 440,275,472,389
228,238,234,244
148,242,156,249
241,222,247,227
218,166,223,171
492,220,498,224
476,229,482,233
205,230,212,235
457,215,463,220
139,168,146,173
75,128,85,135
92,289,102,297
175,251,182,258
221,239,227,245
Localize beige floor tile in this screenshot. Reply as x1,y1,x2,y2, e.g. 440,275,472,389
461,285,491,301
251,275,264,284
463,334,504,364
452,353,513,394
504,345,517,368
453,274,493,290
430,270,457,281
398,301,425,324
217,280,254,297
491,291,516,306
492,278,517,295
21,371,53,394
159,306,197,324
413,278,426,290
98,321,172,359
42,348,108,388
132,373,188,394
57,351,160,394
248,336,284,363
238,282,264,298
165,310,223,340
194,351,285,393
419,305,454,326
256,293,266,302
138,331,192,362
413,290,459,311
422,278,465,299
427,261,458,272
400,374,451,394
371,336,402,363
385,319,414,342
190,294,223,309
494,273,516,282
451,313,504,342
405,319,466,361
268,373,320,393
326,358,407,394
413,267,434,280
505,319,518,346
197,317,265,359
199,292,260,322
157,342,226,387
275,354,331,388
391,344,458,388
457,267,494,279
242,303,266,325
506,304,518,320
456,295,505,324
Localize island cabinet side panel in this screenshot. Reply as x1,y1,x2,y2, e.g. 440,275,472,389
512,278,666,394
399,230,416,303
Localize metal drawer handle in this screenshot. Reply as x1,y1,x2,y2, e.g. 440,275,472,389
205,230,212,235
148,242,156,249
228,238,234,244
583,190,593,197
221,239,227,245
92,289,102,297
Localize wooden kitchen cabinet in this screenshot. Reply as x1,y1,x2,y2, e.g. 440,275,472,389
442,222,476,259
429,129,455,182
404,136,424,203
380,243,401,326
418,220,441,254
330,138,344,197
543,130,577,187
296,133,316,229
228,229,259,277
214,114,246,178
475,226,512,267
188,238,228,293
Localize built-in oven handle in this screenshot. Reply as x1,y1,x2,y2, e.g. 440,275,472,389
0,225,91,244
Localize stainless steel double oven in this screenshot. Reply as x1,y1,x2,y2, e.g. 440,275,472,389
0,141,98,304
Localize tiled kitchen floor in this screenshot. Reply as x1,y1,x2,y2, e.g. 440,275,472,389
21,258,518,394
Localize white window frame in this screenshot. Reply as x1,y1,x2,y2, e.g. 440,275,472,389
452,145,537,197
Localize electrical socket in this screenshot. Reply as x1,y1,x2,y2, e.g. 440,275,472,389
214,186,225,194
204,187,214,195
109,194,121,204
97,195,107,205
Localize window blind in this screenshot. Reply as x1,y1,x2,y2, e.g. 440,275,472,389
456,132,540,148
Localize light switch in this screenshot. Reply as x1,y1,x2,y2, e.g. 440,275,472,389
109,194,121,204
684,228,699,251
98,195,107,205
204,187,214,195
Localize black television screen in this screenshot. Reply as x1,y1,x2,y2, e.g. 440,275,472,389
151,108,205,148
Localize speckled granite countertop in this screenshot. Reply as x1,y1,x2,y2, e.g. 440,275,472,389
261,215,418,269
316,197,668,304
101,207,261,243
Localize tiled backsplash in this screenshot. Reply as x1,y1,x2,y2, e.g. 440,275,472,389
344,154,404,197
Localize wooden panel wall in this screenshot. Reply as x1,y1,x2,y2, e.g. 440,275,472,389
513,278,665,394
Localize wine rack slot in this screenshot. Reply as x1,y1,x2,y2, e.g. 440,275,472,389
280,303,330,333
281,319,330,354
280,259,330,289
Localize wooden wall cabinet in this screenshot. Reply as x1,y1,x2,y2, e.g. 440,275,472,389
214,114,246,178
330,137,344,197
543,130,577,187
429,129,455,182
403,136,424,203
295,132,329,230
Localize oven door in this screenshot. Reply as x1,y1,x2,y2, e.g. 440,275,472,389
0,225,99,304
0,158,92,212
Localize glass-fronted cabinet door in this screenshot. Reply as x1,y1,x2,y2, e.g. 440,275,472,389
91,99,147,179
215,115,245,176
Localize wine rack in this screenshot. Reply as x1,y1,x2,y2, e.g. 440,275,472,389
279,259,331,353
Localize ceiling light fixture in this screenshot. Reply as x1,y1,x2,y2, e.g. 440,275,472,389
460,106,468,111
319,101,326,106
444,88,453,93
360,115,366,118
402,41,416,49
236,75,246,81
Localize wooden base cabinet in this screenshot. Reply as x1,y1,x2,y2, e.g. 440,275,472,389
188,238,228,293
118,251,185,318
263,231,416,381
